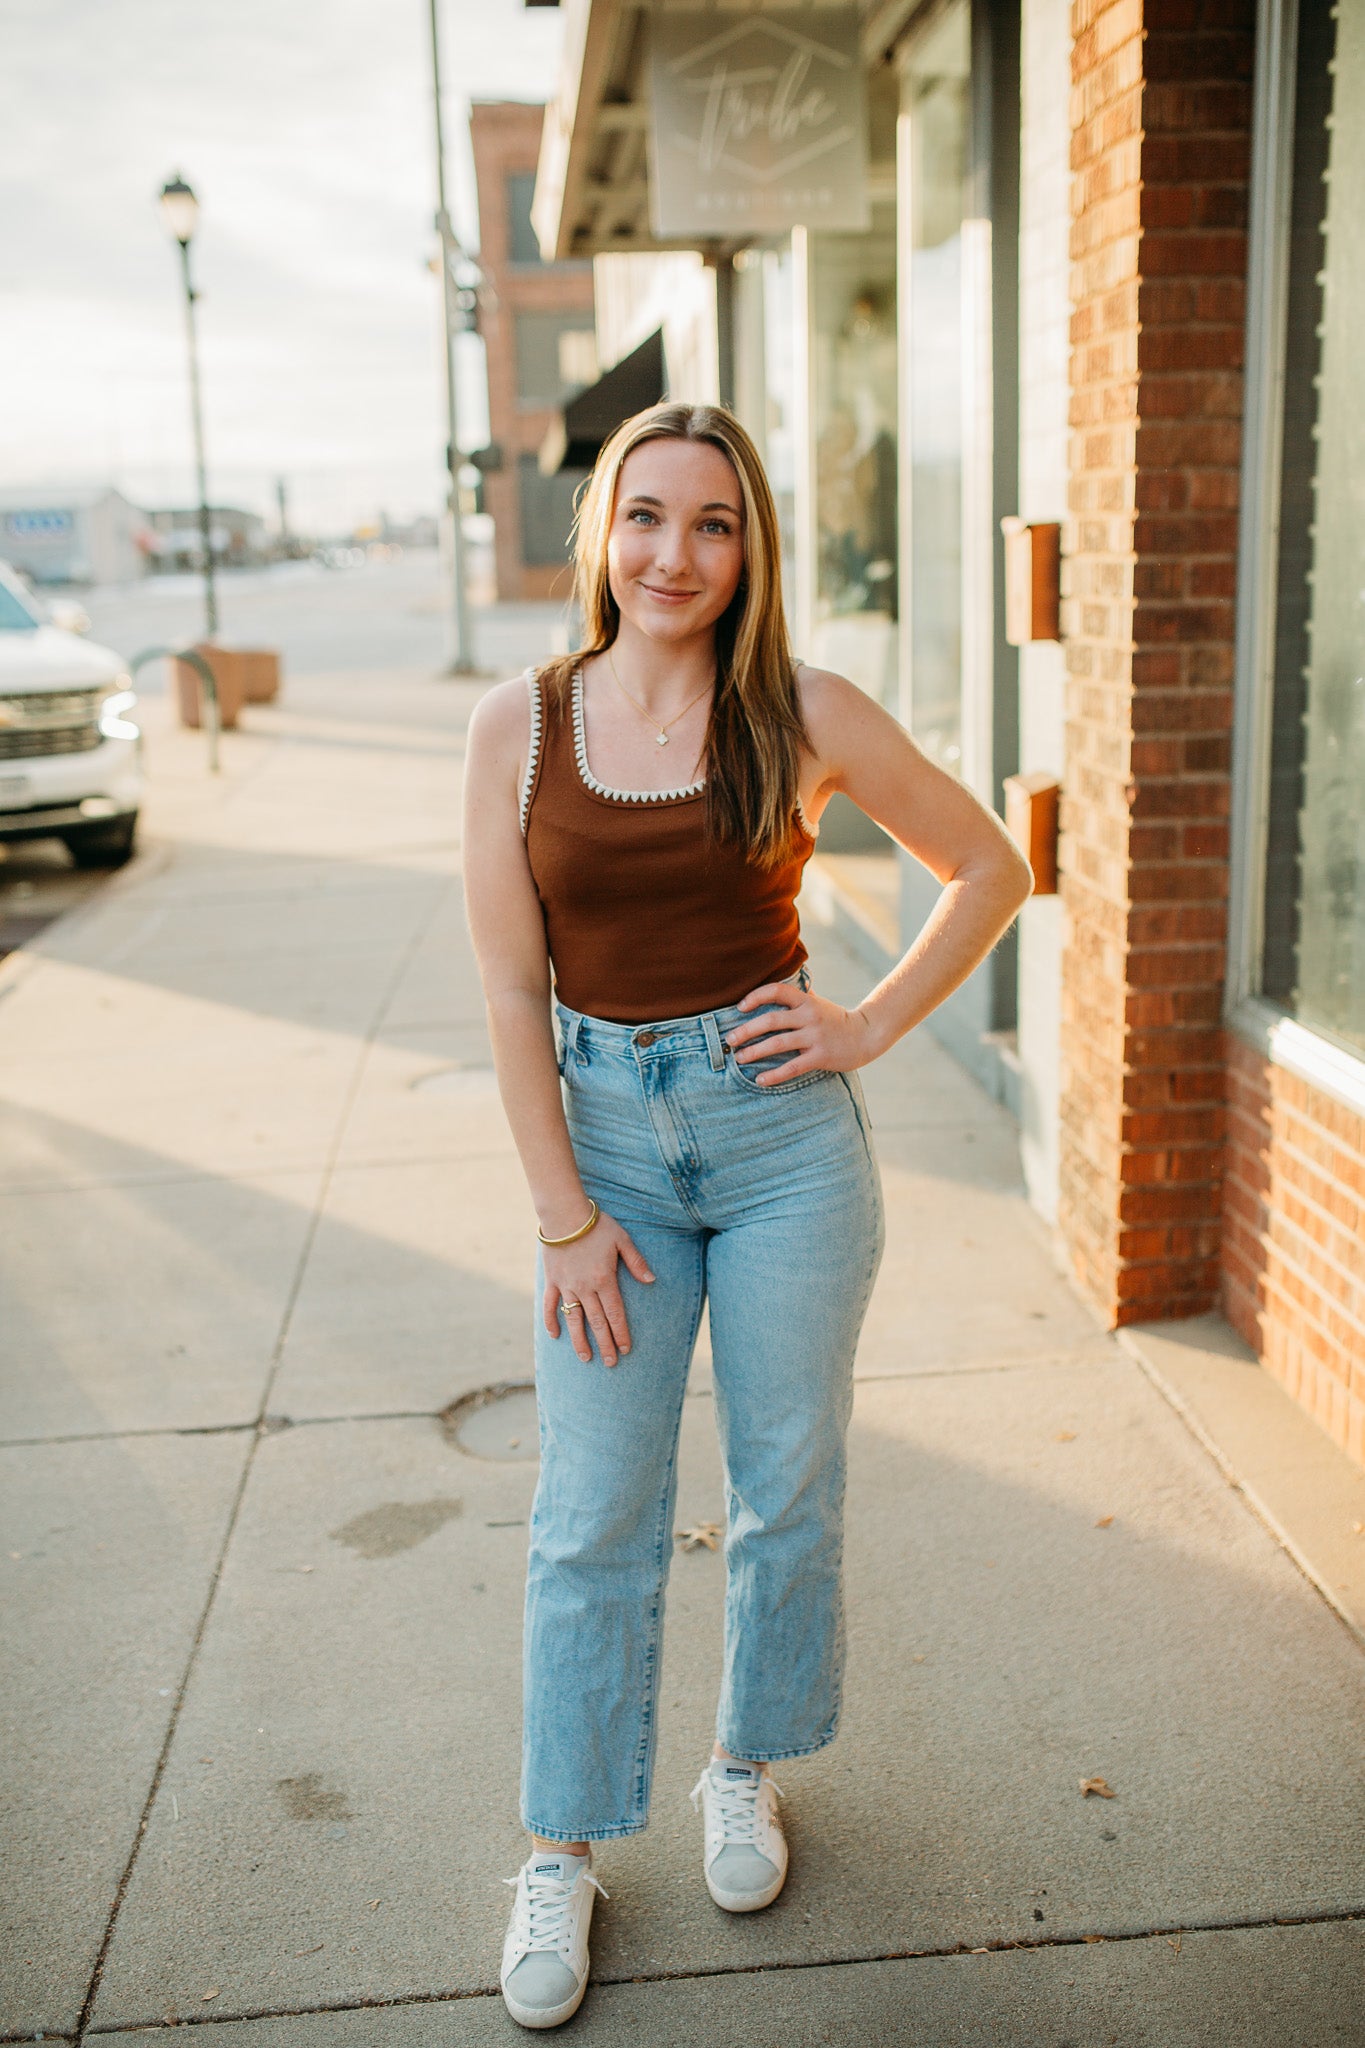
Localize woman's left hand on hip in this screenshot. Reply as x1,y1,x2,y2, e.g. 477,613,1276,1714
726,981,879,1085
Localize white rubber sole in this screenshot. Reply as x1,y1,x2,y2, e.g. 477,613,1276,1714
501,1972,589,2031
704,1856,788,1913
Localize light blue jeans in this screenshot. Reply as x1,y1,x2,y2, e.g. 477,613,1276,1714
522,977,885,1842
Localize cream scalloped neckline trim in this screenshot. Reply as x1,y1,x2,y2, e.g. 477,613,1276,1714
571,668,706,805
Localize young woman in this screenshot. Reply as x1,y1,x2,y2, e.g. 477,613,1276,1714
463,402,1032,2030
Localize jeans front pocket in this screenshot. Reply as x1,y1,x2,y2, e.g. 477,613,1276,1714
728,1049,829,1097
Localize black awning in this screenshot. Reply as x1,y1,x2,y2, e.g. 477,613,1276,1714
538,329,666,476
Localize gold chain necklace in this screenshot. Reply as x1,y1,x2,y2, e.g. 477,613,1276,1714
606,647,713,747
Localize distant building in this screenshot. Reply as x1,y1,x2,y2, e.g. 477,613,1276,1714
144,506,270,572
0,486,151,586
469,101,597,601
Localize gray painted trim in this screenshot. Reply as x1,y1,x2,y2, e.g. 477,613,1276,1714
1227,0,1298,1012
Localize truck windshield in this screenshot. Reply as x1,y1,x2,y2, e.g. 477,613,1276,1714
0,581,41,631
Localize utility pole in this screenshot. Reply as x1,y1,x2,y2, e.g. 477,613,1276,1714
427,0,476,672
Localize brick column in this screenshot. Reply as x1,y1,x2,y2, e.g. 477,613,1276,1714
1057,0,1255,1325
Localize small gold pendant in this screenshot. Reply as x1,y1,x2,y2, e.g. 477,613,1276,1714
656,731,669,746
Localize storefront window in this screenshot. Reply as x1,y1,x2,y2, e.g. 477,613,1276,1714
807,204,898,709
1261,0,1365,1055
900,0,969,773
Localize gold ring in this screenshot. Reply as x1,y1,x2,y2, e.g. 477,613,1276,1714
561,1299,583,1312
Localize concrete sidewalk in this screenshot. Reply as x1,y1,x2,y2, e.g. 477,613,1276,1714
2,655,1363,2045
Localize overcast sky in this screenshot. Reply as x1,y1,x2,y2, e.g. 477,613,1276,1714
1,0,563,533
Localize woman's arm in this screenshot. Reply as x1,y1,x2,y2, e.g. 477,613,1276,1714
728,666,1034,1083
462,680,653,1364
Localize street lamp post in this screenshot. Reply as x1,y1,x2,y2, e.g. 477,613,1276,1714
158,173,218,641
426,0,476,673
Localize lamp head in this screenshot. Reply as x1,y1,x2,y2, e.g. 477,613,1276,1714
159,173,199,246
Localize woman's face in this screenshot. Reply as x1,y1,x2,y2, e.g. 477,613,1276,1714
606,437,746,647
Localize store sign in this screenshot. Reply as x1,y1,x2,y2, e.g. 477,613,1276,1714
648,5,870,238
7,510,73,537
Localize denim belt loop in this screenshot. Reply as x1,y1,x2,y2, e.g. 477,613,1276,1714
701,1010,726,1073
562,1009,585,1065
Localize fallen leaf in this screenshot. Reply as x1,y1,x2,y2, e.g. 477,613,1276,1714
1079,1776,1116,1799
1168,1932,1183,1954
676,1522,722,1552
1082,1933,1105,1944
1095,1515,1114,1529
369,1899,382,1910
202,1988,220,2002
294,1943,324,1957
1055,1430,1077,1443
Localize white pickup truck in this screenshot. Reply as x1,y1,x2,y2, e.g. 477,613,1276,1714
0,561,143,866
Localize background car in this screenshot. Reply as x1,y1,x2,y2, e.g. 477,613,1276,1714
0,560,143,867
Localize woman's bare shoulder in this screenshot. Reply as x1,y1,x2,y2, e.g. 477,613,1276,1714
794,661,898,753
468,672,538,757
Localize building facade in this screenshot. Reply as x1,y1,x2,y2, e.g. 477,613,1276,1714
0,487,151,586
469,101,599,601
531,0,1365,1464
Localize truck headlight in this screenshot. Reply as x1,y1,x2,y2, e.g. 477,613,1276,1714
98,687,139,740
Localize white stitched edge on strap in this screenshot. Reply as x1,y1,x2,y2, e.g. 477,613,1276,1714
519,668,543,837
571,670,705,804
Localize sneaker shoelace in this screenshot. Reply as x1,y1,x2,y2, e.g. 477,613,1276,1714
504,1865,607,1951
690,1768,783,1845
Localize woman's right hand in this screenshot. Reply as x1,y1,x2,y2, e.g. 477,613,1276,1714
542,1211,655,1367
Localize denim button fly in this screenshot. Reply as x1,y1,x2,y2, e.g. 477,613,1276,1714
634,1030,658,1047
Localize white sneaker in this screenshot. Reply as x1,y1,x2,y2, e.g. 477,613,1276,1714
690,1757,788,1912
500,1851,606,2030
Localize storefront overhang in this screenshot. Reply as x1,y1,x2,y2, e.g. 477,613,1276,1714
538,328,667,475
531,0,927,261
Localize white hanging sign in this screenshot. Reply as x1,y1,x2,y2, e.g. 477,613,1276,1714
648,5,871,238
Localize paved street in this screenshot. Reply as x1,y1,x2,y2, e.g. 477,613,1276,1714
2,585,1363,2043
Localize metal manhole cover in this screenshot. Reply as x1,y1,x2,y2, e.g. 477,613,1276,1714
439,1382,538,1460
411,1062,497,1096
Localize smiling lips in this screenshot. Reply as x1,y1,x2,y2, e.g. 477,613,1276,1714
640,583,699,603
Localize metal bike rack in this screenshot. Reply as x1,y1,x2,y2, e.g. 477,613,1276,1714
128,645,222,773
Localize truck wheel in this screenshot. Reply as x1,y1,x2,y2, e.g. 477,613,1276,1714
62,814,138,869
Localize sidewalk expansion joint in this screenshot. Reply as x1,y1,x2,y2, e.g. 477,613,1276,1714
1,1353,1118,1455
70,881,454,2048
69,1903,1365,2035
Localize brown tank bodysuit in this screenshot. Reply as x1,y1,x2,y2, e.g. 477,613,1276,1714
521,668,815,1023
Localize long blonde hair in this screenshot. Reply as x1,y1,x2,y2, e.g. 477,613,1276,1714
539,402,807,867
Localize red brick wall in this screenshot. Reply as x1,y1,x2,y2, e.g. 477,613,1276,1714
469,103,595,602
1058,0,1254,1324
1225,1037,1365,1464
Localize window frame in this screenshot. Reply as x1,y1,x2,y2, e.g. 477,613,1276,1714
1227,0,1365,1116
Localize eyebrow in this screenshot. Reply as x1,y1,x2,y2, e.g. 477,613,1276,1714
621,493,741,516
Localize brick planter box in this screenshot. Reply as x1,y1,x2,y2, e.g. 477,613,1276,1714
174,644,281,729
